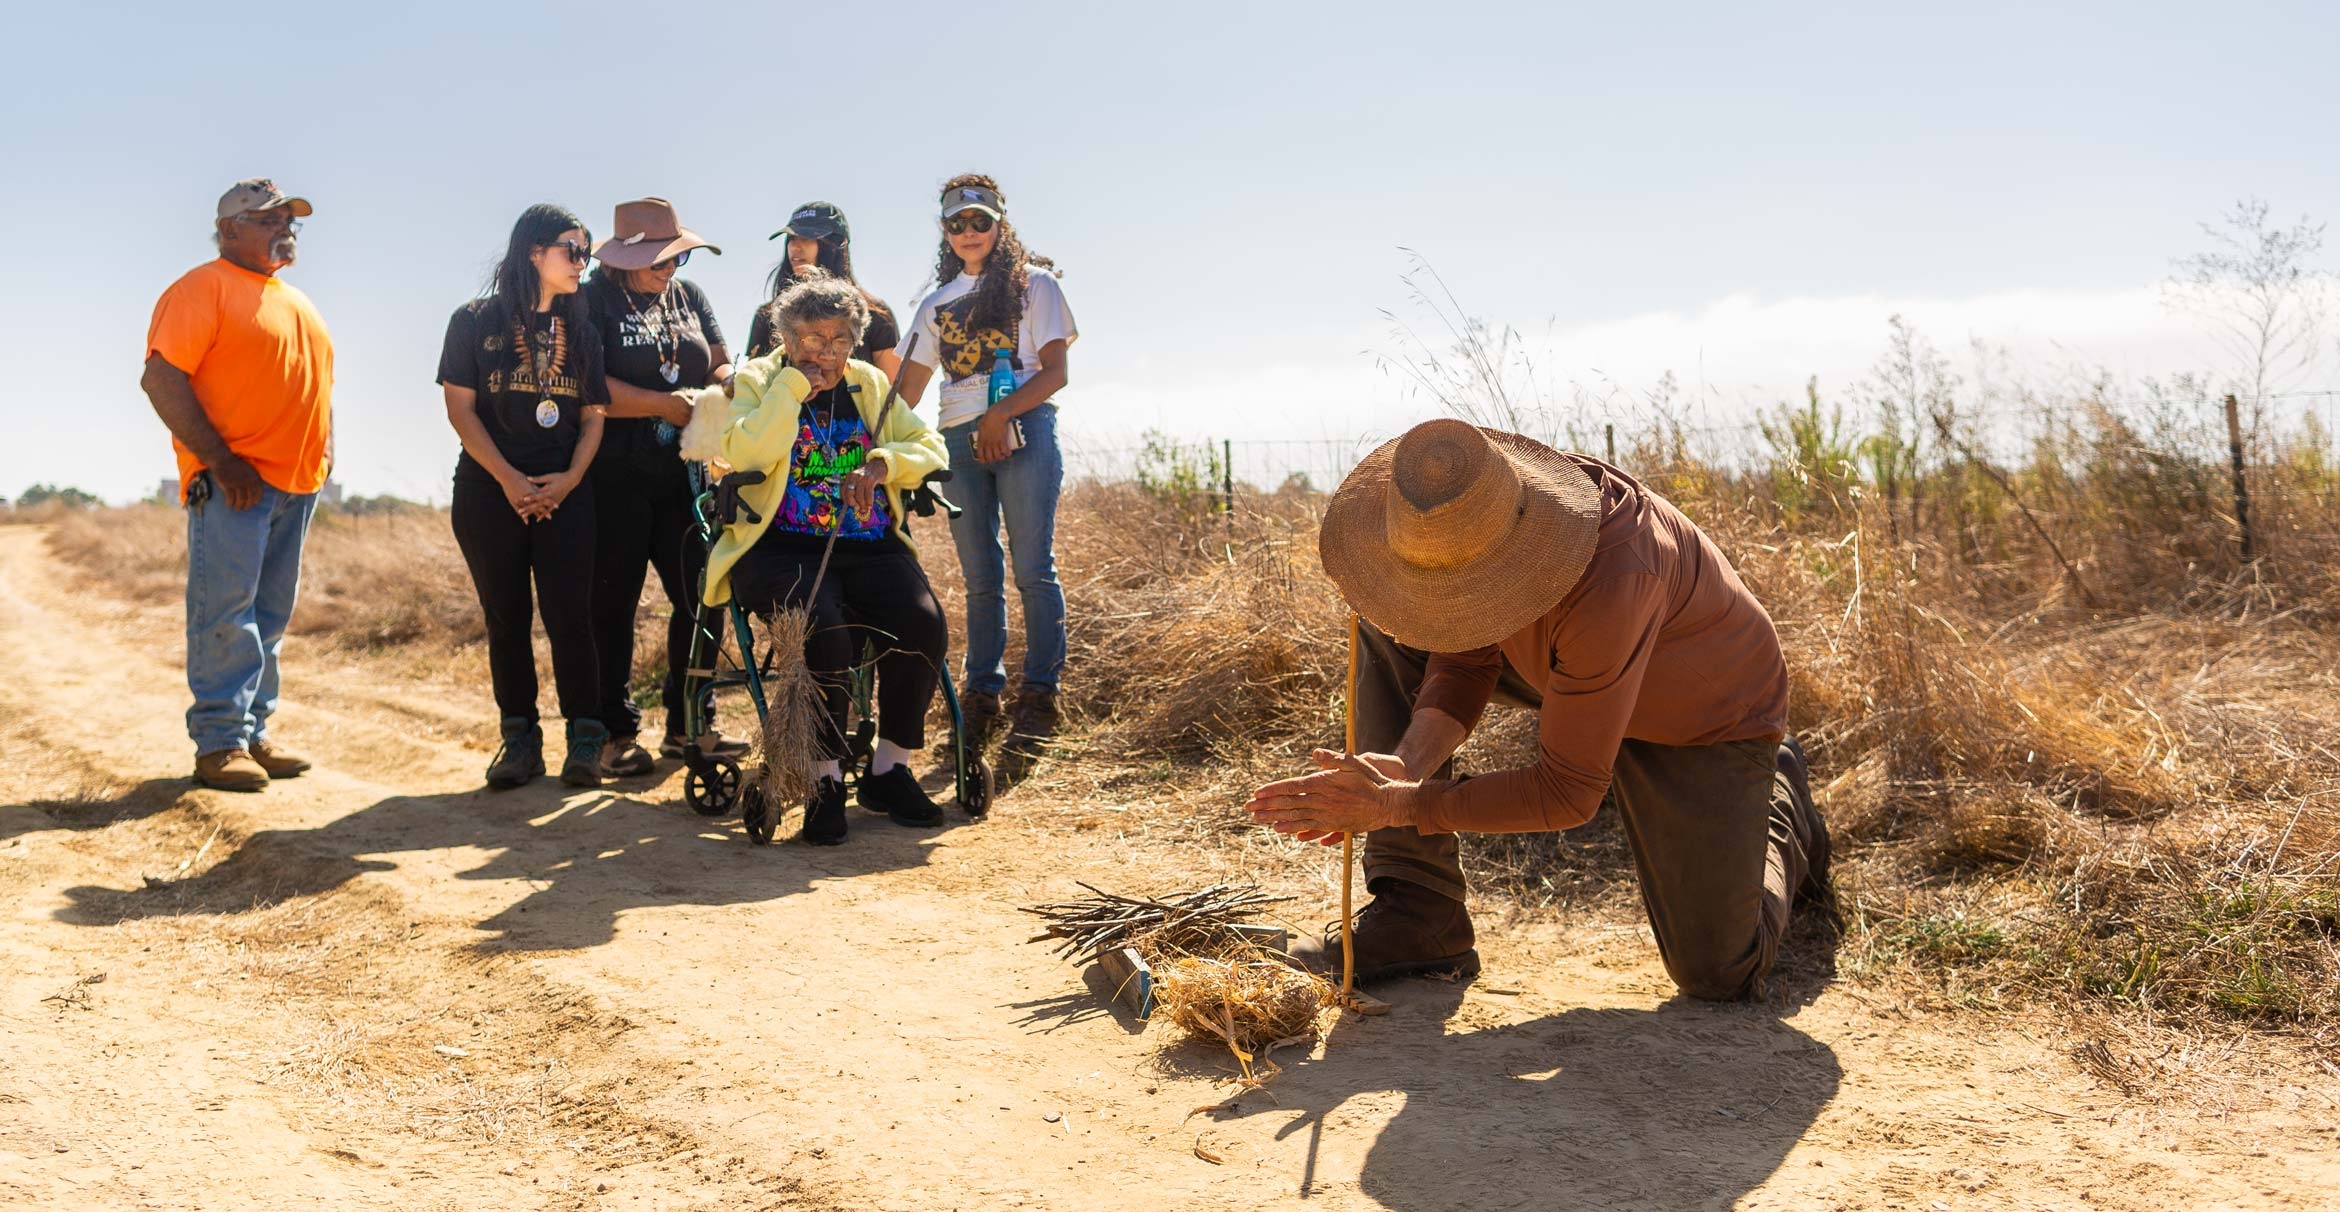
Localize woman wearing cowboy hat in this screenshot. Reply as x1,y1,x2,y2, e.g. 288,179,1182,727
1246,419,1833,1002
584,197,747,776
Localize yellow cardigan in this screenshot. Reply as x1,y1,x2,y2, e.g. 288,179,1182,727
701,355,949,607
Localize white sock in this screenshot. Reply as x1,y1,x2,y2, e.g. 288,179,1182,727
813,759,842,784
870,739,916,775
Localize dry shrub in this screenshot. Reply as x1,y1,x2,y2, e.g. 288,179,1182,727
1050,481,1347,771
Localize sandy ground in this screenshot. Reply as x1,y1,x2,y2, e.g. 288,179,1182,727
2,524,2336,1211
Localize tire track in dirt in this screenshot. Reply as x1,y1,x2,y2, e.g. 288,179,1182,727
5,526,2337,1211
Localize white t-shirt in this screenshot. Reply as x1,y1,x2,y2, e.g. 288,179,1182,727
898,268,1077,428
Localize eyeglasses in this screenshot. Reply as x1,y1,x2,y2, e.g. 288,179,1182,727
543,240,592,266
789,332,858,358
943,212,996,236
653,250,692,270
234,212,303,233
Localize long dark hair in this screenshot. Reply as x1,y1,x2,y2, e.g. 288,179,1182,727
487,203,592,376
930,172,1058,334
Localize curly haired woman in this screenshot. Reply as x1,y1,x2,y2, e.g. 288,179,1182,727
893,174,1078,770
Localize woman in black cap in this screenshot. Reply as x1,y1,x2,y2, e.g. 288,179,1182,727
743,201,902,376
584,197,746,776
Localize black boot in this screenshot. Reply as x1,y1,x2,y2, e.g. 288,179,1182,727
485,717,543,789
800,776,848,846
857,763,946,827
560,719,609,788
1288,878,1481,984
602,733,656,778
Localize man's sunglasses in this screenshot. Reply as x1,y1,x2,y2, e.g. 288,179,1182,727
544,240,592,266
233,212,303,234
943,212,996,236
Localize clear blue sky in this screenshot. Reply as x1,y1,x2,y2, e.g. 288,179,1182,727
5,0,2335,501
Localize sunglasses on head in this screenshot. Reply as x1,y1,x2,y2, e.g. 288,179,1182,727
943,212,996,236
543,239,591,266
653,250,691,270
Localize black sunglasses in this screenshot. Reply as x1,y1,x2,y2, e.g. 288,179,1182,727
543,239,591,266
653,250,692,270
943,212,996,236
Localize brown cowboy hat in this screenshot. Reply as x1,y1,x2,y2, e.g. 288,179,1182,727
1318,420,1603,652
593,197,721,270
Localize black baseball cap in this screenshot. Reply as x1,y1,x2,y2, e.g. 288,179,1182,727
769,201,847,242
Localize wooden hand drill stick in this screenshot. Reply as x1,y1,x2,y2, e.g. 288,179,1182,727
1341,613,1359,998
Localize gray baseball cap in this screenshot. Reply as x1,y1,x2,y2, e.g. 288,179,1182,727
216,178,313,220
939,183,1003,221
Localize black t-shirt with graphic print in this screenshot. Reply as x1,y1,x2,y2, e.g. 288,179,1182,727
436,298,610,482
584,275,725,463
743,292,899,364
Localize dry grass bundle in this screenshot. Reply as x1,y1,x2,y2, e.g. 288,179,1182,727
755,608,823,812
1149,947,1337,1083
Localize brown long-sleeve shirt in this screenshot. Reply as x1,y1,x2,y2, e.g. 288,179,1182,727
1410,456,1788,835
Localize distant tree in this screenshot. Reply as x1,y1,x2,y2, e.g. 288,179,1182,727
17,484,100,509
2165,199,2331,411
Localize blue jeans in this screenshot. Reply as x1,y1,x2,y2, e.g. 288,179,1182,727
942,404,1066,697
185,483,317,755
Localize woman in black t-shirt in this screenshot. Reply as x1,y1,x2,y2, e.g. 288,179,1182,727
438,203,611,791
743,201,901,373
583,197,745,776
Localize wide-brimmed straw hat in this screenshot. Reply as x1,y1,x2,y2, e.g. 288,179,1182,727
594,197,720,270
1319,420,1603,652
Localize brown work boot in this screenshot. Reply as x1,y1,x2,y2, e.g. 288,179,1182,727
194,749,270,793
998,686,1060,782
247,739,312,779
1778,737,1834,913
1289,878,1480,984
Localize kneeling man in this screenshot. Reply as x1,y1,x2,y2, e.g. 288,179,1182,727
1248,420,1830,1000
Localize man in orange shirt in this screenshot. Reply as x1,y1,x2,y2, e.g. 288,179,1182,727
1247,420,1832,1001
141,179,335,792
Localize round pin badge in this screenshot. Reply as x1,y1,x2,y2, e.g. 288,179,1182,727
535,398,560,428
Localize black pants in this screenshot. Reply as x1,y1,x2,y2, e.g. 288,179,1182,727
730,533,947,759
451,472,599,723
588,455,707,739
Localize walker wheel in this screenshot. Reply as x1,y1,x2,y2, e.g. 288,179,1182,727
959,756,995,820
742,780,776,846
684,755,742,817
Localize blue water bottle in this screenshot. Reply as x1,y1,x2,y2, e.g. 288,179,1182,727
987,348,1016,406
987,348,1024,452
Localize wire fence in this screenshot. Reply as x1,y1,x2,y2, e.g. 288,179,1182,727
1061,390,2340,493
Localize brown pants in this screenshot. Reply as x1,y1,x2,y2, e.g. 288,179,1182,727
1355,624,1815,1001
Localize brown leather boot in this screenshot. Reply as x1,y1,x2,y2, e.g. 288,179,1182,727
1289,878,1480,984
1778,737,1833,912
247,739,312,779
194,749,270,793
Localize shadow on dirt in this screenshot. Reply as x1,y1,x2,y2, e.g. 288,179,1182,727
1,778,193,845
50,764,960,950
1204,976,1842,1208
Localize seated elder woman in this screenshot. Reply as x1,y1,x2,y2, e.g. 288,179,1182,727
701,272,952,846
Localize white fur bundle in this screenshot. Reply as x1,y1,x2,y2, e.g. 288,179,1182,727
677,383,733,471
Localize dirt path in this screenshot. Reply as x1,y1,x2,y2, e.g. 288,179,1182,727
2,525,2334,1211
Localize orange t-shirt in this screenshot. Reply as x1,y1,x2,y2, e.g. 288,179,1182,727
146,258,335,498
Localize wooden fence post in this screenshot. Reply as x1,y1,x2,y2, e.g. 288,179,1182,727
2225,394,2255,560
1605,423,1616,465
